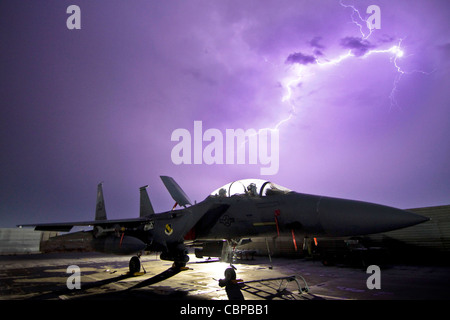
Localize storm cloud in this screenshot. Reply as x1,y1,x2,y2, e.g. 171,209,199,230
340,36,376,56
285,52,317,65
309,36,325,56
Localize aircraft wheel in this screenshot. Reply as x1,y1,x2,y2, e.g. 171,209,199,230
172,261,187,269
129,256,141,274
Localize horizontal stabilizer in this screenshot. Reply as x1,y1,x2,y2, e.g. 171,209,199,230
35,224,74,232
18,217,148,232
160,176,192,207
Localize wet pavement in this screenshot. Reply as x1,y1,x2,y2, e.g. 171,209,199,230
1,251,449,300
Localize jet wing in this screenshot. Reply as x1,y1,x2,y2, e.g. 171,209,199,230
17,217,148,232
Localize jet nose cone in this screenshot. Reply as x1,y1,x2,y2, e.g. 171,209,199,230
318,197,429,236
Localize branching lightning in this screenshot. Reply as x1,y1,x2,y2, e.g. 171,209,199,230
338,0,374,40
262,1,430,134
274,42,406,131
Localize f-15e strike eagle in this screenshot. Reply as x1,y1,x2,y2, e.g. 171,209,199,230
19,176,429,273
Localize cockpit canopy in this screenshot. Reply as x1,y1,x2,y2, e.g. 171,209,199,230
210,179,291,198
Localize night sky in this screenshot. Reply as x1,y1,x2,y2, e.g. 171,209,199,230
1,0,449,227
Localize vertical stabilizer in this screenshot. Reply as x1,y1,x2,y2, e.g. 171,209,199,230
95,183,107,221
160,176,192,207
139,185,155,217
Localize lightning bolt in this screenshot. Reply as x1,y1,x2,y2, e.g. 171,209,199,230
274,42,406,132
338,0,374,40
266,1,431,133
240,1,433,161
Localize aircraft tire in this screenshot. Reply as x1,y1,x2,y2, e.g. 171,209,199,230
172,261,187,269
129,256,141,274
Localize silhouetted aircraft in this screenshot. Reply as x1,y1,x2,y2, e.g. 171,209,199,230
19,176,428,273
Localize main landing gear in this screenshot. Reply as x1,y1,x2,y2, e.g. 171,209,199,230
129,253,146,275
171,261,188,270
128,254,188,274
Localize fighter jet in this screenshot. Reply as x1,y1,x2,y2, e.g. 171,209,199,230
18,176,429,273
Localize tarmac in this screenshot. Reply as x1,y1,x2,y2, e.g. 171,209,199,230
1,251,449,301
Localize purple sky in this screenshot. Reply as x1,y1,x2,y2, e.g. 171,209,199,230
1,0,449,227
